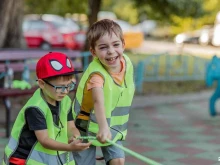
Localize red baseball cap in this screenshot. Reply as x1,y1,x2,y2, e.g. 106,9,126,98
36,52,82,79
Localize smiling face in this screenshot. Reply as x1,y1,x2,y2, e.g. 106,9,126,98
90,32,125,73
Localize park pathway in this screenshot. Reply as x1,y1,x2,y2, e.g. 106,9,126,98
1,89,220,165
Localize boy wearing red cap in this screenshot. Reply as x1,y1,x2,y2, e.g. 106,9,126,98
3,52,91,165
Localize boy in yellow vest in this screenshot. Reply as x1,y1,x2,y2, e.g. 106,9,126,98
3,52,91,165
72,19,135,165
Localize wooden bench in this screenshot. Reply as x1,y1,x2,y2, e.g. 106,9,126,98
0,49,82,71
0,49,86,137
0,87,38,137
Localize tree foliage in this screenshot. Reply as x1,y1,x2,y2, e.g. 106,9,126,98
24,0,87,16
169,0,220,35
134,0,205,22
101,0,139,24
2,0,220,48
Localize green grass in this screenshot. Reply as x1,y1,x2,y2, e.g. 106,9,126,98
125,52,214,95
138,80,214,96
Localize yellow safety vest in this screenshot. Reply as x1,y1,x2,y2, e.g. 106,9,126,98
3,89,75,165
73,54,135,146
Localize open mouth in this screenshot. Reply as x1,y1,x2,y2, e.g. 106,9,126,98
58,96,65,99
106,56,118,61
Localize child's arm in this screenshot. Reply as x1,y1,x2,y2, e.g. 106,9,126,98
92,87,112,143
35,129,91,151
67,120,81,142
67,105,80,140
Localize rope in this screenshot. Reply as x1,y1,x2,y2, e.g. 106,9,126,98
77,136,162,165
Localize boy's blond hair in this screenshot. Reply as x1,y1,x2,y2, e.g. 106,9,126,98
87,19,124,49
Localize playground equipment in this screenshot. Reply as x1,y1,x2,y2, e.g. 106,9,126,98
206,55,220,116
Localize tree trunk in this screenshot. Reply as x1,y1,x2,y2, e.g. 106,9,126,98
83,0,101,51
82,0,101,67
0,0,25,48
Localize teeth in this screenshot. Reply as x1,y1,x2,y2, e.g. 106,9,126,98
107,57,116,61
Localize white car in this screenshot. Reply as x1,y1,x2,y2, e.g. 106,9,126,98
133,20,157,37
199,25,213,46
174,30,201,44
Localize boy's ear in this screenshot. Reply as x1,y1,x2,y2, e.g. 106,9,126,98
122,42,125,50
90,48,96,57
38,79,45,89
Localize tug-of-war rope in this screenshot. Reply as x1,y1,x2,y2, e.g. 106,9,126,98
77,136,162,165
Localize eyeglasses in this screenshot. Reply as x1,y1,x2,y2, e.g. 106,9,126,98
44,80,76,93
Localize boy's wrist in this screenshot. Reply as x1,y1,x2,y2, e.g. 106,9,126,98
99,125,109,131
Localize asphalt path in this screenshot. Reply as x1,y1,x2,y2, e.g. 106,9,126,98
136,40,220,58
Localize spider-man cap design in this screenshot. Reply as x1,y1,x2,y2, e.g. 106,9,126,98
36,52,82,79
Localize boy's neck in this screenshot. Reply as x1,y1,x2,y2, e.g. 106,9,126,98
108,58,123,74
41,90,56,106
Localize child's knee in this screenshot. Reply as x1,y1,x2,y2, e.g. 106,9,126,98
108,158,125,165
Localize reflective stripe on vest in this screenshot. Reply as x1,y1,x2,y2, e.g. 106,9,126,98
3,153,6,165
3,89,74,165
73,54,135,146
5,137,74,165
28,150,74,165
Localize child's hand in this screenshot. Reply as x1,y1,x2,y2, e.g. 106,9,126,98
68,126,81,144
96,127,112,144
72,127,81,138
68,128,81,144
68,137,75,144
69,139,91,151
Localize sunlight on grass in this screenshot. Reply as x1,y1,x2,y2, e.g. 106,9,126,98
125,52,213,95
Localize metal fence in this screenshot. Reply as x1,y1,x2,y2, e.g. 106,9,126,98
135,53,210,93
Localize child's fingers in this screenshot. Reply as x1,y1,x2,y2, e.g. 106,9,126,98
79,141,92,146
68,135,81,143
68,139,73,144
76,141,91,150
73,135,78,140
87,141,92,146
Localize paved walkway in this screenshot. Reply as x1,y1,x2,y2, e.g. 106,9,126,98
124,89,220,165
1,89,220,165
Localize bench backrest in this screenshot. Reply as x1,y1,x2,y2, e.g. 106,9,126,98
0,49,85,87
